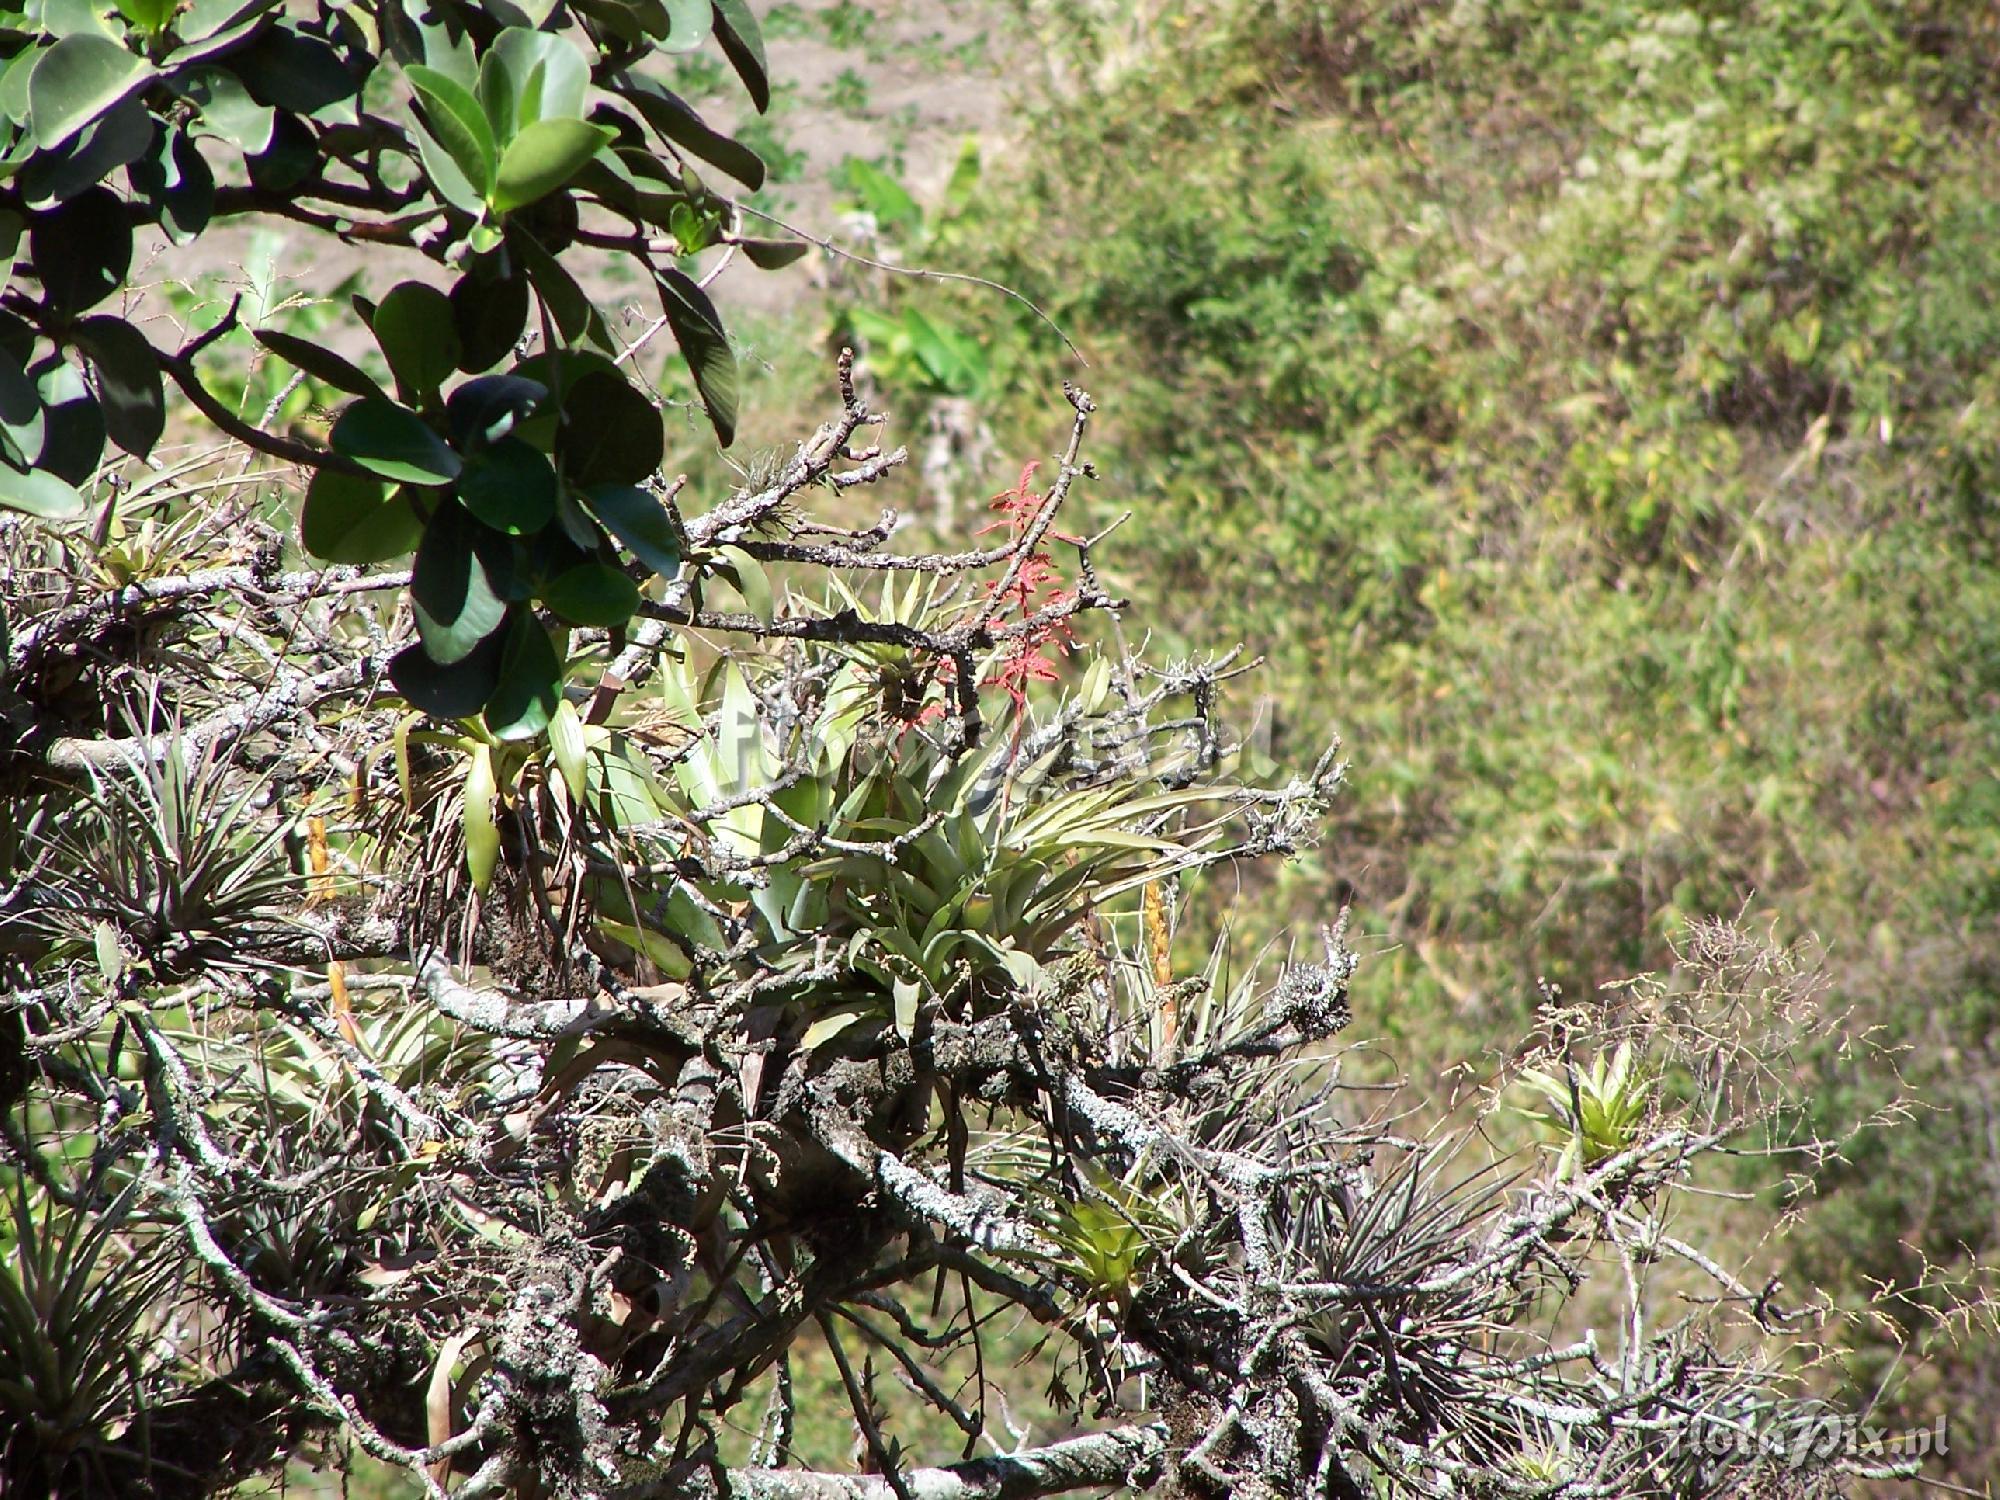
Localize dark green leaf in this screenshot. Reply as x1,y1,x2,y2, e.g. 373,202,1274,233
510,225,606,347
483,607,562,739
370,281,461,404
710,0,768,112
32,356,103,484
388,626,505,719
73,314,162,458
126,125,213,244
232,26,357,116
254,327,385,398
330,399,462,485
458,436,556,533
656,267,737,446
28,34,154,153
246,110,315,191
412,499,508,664
19,97,151,208
0,462,84,518
450,268,530,372
0,347,42,469
580,483,681,578
446,374,546,448
611,72,763,189
541,561,639,626
408,64,496,201
29,187,130,315
557,369,662,485
737,236,807,270
300,469,422,563
492,117,611,214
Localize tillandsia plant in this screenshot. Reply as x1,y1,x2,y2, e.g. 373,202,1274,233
0,2,1934,1497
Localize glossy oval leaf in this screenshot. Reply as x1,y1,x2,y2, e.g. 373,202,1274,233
412,499,509,664
371,281,461,404
541,561,639,627
388,625,505,720
300,469,422,563
73,314,162,458
457,436,556,534
491,117,612,215
28,34,155,153
331,398,462,485
557,368,662,485
580,483,681,579
484,607,562,740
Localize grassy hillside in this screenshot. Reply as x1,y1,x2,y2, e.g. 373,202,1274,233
807,0,2000,1477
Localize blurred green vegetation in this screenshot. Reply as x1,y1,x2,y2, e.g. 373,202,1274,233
807,0,2000,1472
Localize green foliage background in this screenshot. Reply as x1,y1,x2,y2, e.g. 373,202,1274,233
800,0,2000,1472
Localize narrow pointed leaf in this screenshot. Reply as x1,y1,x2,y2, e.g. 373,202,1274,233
655,267,736,446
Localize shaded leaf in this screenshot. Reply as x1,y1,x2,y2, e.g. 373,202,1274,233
246,109,315,191
611,71,763,190
737,236,807,270
446,373,546,448
32,355,103,484
29,186,130,315
457,436,556,533
450,268,530,372
254,327,385,398
412,499,508,663
126,125,213,244
388,625,505,719
331,398,461,485
73,314,162,458
541,561,638,626
370,281,461,404
232,25,356,116
484,607,562,740
0,346,43,469
656,267,737,446
580,482,681,578
300,469,422,563
557,368,661,484
177,64,274,154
